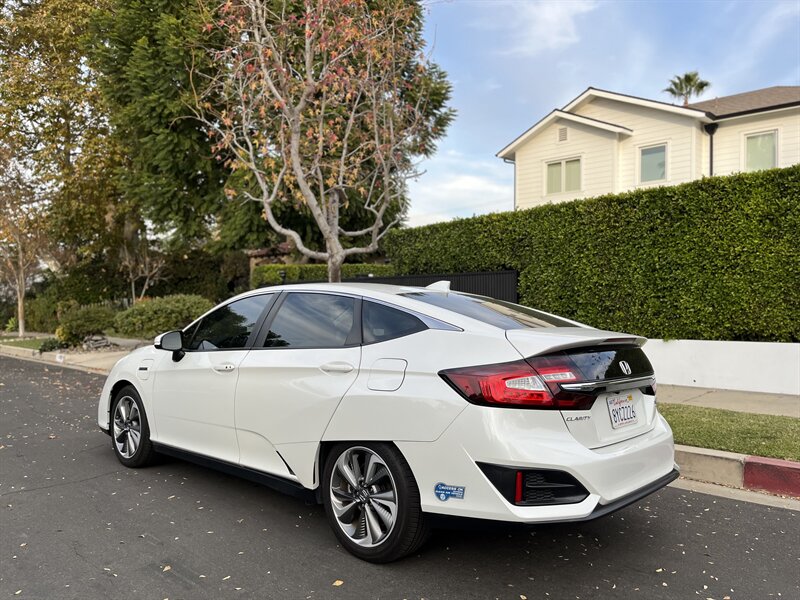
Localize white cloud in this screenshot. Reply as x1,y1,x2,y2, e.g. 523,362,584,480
407,160,513,227
489,0,599,57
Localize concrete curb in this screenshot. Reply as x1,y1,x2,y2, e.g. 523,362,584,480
0,345,115,376
743,456,800,497
675,444,800,498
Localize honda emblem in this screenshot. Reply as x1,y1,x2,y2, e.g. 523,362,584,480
619,360,632,375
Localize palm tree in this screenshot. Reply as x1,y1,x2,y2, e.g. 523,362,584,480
663,72,711,106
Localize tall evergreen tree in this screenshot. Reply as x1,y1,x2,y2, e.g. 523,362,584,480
89,0,230,244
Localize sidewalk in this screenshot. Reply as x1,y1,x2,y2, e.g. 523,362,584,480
658,384,800,418
0,335,147,375
1,340,798,498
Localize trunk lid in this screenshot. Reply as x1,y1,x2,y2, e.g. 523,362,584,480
506,329,657,449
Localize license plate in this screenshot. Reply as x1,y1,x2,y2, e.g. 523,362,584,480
606,393,638,429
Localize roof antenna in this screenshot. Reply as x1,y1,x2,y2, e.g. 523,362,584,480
425,280,451,292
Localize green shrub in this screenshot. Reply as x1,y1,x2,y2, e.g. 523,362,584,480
39,337,68,353
26,293,59,333
383,166,800,342
149,249,250,301
113,294,214,339
57,305,116,346
5,316,17,333
250,263,395,288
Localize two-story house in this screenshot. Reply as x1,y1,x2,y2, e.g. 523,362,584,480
497,86,800,209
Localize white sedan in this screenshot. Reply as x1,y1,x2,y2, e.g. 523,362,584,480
97,282,677,562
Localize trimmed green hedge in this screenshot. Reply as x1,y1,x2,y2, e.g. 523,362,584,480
250,263,395,288
57,305,116,345
384,166,800,342
113,294,214,340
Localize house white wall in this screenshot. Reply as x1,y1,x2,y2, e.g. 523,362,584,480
508,96,800,211
572,98,702,189
515,119,616,210
712,107,800,176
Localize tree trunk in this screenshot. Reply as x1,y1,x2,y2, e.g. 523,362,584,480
326,190,344,283
327,253,344,283
16,280,26,337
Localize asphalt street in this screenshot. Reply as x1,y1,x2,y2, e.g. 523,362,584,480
1,355,798,600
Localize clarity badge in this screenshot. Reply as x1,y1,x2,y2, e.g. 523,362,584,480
434,482,465,502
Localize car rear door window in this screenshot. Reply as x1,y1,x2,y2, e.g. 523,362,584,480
264,293,357,348
362,301,426,344
186,294,273,350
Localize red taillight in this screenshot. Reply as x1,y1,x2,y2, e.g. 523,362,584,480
440,359,556,407
440,356,595,410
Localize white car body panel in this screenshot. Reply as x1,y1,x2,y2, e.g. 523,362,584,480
234,345,362,475
98,281,676,528
322,329,518,443
397,406,675,522
97,346,159,434
152,348,247,464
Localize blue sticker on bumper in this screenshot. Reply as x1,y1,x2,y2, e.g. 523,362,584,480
434,482,465,501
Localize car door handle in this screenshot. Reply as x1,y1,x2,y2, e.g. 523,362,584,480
321,362,354,374
212,362,236,373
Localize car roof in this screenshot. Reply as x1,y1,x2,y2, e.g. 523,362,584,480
237,281,443,297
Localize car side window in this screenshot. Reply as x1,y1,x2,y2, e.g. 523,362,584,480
185,294,273,351
362,301,427,344
264,293,356,349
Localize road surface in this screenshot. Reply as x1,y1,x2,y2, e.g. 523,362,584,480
1,355,797,599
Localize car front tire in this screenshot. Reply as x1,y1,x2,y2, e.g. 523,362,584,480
322,442,430,562
111,385,156,468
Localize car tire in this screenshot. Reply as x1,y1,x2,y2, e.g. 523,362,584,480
322,442,430,563
110,385,156,468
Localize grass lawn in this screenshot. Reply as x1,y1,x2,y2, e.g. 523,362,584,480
0,338,44,351
658,403,800,462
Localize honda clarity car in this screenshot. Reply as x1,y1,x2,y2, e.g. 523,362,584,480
98,282,678,562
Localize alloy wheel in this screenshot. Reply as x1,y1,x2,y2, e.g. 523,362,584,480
113,396,142,459
329,446,398,548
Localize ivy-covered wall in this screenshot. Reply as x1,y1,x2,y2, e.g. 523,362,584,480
384,166,800,342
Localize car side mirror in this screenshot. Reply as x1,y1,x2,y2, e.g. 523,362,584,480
155,330,185,361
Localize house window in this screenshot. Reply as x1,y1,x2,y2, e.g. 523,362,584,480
640,144,667,183
745,131,777,171
546,158,581,194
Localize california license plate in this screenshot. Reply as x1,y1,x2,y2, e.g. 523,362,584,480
607,393,638,429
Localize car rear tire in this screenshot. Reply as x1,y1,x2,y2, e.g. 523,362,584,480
111,385,156,468
322,442,430,563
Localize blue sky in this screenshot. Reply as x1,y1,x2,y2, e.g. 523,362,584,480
406,0,800,226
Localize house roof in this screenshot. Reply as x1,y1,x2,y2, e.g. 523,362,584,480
498,85,799,161
687,86,800,118
496,109,632,160
563,87,711,120
498,87,710,160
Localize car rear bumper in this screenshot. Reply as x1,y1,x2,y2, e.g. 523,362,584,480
396,404,677,524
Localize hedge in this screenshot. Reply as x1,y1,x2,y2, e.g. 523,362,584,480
113,294,214,340
250,263,395,288
56,305,116,346
383,166,800,342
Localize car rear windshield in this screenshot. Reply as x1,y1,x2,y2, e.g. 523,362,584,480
400,292,575,329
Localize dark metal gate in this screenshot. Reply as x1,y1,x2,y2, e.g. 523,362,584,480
345,270,519,303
